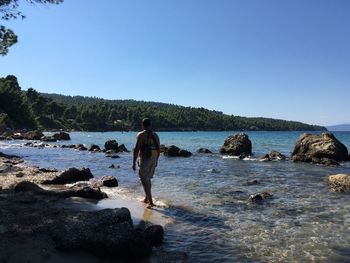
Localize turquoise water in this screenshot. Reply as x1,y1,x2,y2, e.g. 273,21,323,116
1,131,350,262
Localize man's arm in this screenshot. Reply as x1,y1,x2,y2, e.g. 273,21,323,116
132,133,141,170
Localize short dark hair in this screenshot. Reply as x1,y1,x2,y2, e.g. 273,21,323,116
142,118,151,128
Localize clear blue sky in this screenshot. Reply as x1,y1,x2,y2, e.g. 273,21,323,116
1,0,350,126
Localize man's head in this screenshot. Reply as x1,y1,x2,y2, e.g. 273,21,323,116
142,118,151,130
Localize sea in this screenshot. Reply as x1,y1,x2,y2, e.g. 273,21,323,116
1,131,350,262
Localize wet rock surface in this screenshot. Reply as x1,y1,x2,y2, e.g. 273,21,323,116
164,145,192,157
291,132,349,166
220,133,252,156
259,151,287,161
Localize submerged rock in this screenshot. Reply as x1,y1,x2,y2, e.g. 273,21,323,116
291,132,349,166
118,144,129,152
328,174,350,192
259,151,287,161
42,167,93,185
220,133,252,156
249,192,273,203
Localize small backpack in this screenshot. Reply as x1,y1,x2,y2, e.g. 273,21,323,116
142,131,154,158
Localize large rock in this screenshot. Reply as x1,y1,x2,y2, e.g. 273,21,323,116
259,151,286,161
53,132,71,141
291,132,349,165
23,130,44,140
50,208,161,260
40,135,57,142
164,145,192,157
220,133,252,156
99,176,118,187
105,139,119,151
42,167,93,184
328,174,350,192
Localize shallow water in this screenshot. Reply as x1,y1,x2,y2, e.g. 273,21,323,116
1,131,350,262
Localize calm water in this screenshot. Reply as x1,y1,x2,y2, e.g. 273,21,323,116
1,131,350,262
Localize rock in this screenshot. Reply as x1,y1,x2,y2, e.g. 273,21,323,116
106,154,120,159
63,185,108,199
328,174,350,192
164,145,180,157
99,176,118,187
50,208,157,260
42,167,93,185
117,144,129,152
11,133,24,140
245,179,260,186
14,181,45,194
159,145,167,153
53,132,71,141
220,133,252,156
89,144,101,152
109,164,115,168
144,225,164,246
23,130,44,140
178,149,192,157
38,167,58,173
74,144,87,151
164,145,191,157
291,132,348,165
105,140,119,151
249,192,273,203
40,136,57,142
259,151,287,161
197,148,212,154
207,168,220,173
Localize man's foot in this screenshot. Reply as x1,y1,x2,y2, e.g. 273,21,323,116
146,203,155,209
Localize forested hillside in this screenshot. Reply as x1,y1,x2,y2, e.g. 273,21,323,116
0,75,326,131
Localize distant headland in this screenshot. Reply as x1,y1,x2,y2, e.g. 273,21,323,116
0,75,326,132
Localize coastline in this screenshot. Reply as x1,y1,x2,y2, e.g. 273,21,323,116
0,152,165,262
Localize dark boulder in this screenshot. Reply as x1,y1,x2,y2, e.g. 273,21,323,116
197,148,212,154
259,151,287,161
105,140,119,151
14,181,45,194
144,225,164,246
42,167,93,185
50,208,159,260
164,145,192,157
53,132,71,141
164,145,180,157
220,133,252,156
117,144,129,152
89,144,101,152
23,130,44,140
291,132,349,165
99,176,118,187
178,149,192,157
11,133,24,140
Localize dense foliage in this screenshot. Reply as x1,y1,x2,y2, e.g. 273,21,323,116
0,75,326,132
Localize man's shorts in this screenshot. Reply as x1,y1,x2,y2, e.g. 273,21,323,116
138,150,157,183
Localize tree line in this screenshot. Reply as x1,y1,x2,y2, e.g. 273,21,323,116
0,75,326,132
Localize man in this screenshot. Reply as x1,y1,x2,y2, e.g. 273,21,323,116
132,118,160,208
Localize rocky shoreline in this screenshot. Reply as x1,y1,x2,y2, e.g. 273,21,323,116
0,152,163,262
